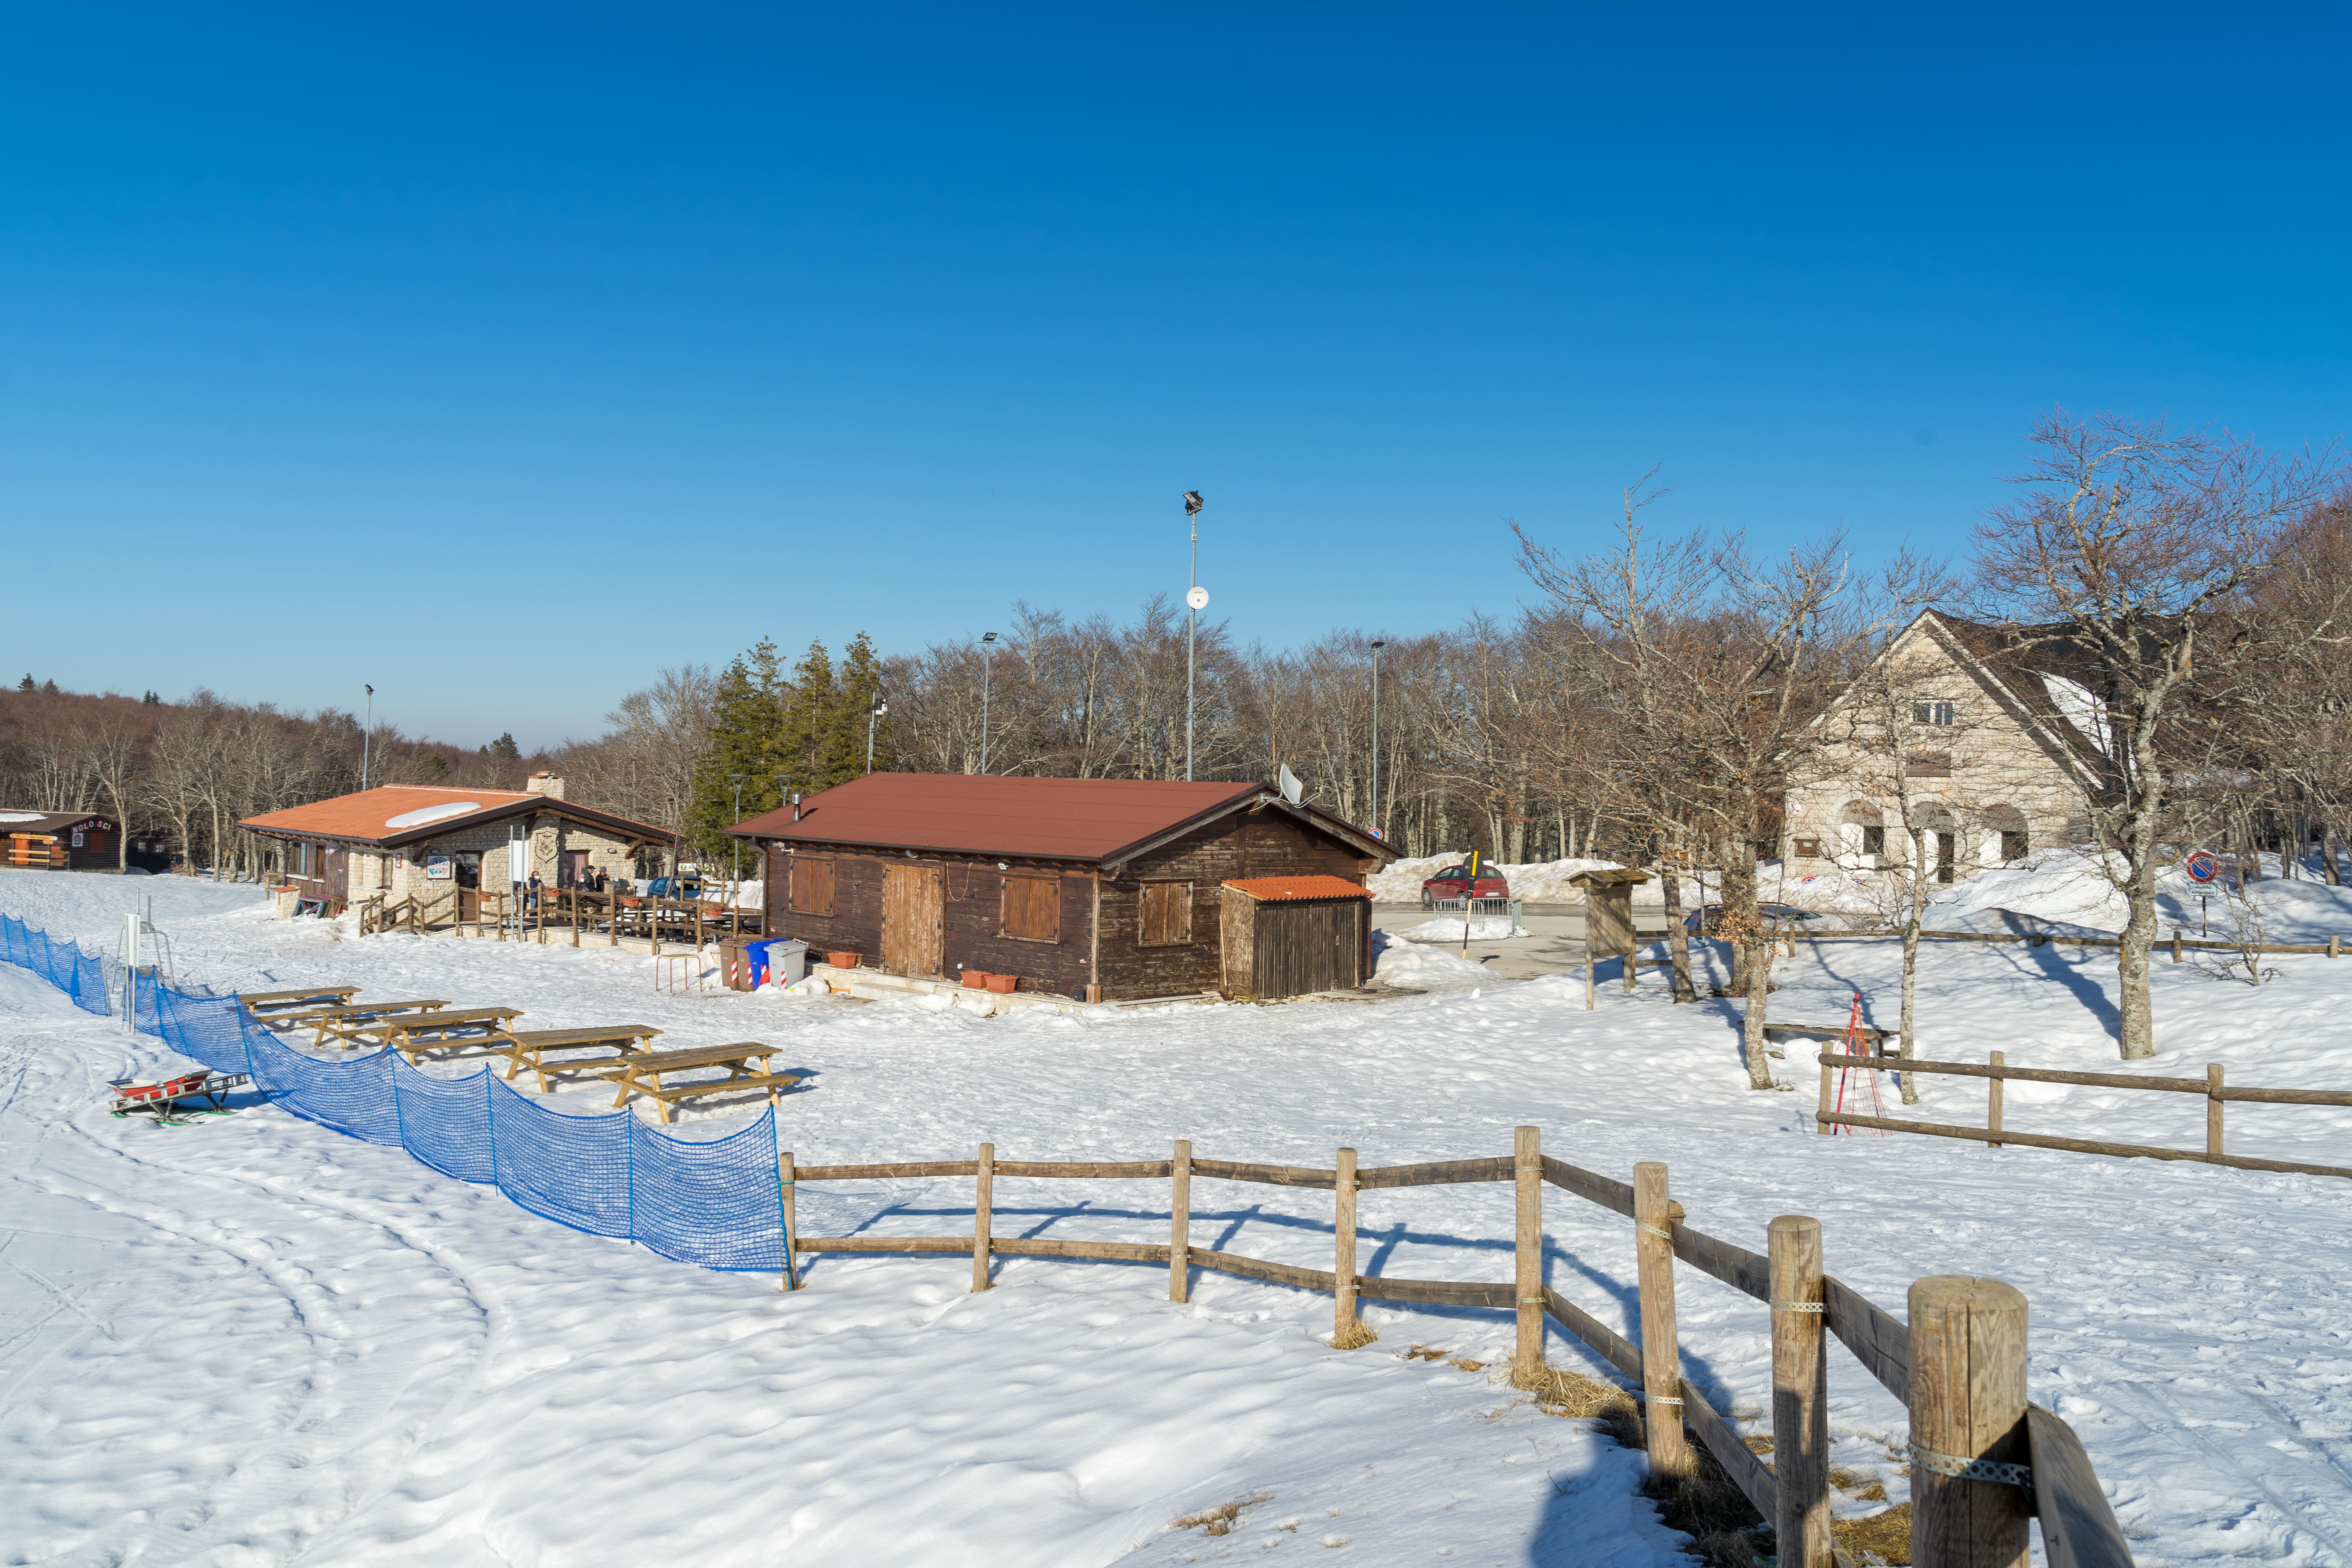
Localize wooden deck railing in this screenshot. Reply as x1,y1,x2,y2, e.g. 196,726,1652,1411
781,1131,2135,1567
1818,1049,2352,1182
355,888,758,950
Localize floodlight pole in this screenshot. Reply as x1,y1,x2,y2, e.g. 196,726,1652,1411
866,698,887,774
979,633,997,775
1369,641,1386,837
1185,491,1203,781
361,684,374,789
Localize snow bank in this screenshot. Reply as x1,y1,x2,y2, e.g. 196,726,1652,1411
1369,854,1653,904
1370,929,1498,986
1397,916,1530,941
1925,848,2352,939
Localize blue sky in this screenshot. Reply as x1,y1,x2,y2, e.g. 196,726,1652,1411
5,4,2347,748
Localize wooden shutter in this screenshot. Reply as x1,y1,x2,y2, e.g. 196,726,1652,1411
1000,875,1060,941
790,857,837,916
1139,882,1193,946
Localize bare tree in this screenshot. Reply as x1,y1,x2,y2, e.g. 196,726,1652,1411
1969,411,2338,1058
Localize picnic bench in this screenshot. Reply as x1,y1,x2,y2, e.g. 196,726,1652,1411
237,984,361,1015
603,1043,801,1123
340,1006,525,1060
498,1024,665,1092
264,999,451,1047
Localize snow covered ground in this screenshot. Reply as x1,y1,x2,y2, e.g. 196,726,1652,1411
5,866,2351,1565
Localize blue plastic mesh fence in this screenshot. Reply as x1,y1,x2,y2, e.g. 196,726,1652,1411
629,1108,787,1273
390,1056,496,1183
6,924,793,1281
488,1079,635,1240
157,988,258,1074
72,949,109,1014
243,1025,403,1145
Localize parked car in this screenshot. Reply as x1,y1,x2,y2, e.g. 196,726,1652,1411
1421,862,1512,907
1683,902,1822,936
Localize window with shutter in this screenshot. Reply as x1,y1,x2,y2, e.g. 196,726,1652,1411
789,857,837,916
1000,876,1061,941
1138,882,1193,946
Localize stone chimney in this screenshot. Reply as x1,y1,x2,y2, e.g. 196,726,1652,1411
526,772,566,801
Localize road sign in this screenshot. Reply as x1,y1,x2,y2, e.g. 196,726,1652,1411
2185,851,2219,883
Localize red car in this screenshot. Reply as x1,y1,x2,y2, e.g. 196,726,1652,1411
1420,862,1511,907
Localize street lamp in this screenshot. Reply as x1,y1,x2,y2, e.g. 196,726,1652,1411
866,696,888,774
1368,641,1386,839
979,632,998,775
1183,490,1205,781
728,775,747,896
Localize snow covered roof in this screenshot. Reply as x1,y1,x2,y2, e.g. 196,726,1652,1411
240,786,675,848
0,809,114,836
729,773,1395,866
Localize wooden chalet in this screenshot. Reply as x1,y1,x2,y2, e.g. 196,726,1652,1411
0,810,123,871
728,774,1397,1002
241,774,678,916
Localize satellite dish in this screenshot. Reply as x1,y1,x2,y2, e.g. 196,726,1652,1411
1187,585,1210,611
1277,763,1304,804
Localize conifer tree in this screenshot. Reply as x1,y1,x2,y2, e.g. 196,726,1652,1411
830,632,890,780
687,639,787,861
778,639,839,794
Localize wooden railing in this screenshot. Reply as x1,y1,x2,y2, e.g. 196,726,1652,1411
1797,926,2347,959
1818,1049,2352,1182
353,888,759,951
781,1131,2135,1567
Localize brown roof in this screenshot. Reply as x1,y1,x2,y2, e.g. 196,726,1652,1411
1223,875,1371,902
240,785,675,849
0,809,114,837
729,773,1396,865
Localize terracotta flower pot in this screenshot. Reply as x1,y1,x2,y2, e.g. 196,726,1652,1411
961,970,991,989
984,973,1017,995
826,951,861,970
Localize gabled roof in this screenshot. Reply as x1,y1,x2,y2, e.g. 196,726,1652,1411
1224,875,1371,902
0,809,114,836
240,786,676,849
727,773,1396,866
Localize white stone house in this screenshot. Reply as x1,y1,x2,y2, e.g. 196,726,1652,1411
242,773,677,912
1784,611,2107,887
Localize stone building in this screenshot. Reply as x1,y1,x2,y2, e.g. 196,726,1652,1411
1784,611,2106,887
241,774,677,913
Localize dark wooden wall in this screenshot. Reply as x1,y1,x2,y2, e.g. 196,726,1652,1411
1094,806,1375,1001
762,846,1099,997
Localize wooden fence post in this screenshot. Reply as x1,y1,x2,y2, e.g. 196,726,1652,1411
972,1142,994,1293
609,891,619,947
1769,1215,1829,1568
2206,1064,2225,1159
2172,931,2182,963
1987,1050,2004,1148
571,889,580,946
1908,1276,2031,1568
1633,1161,1690,1481
1169,1139,1191,1302
779,1149,798,1292
1816,1049,1835,1136
1514,1127,1543,1373
1335,1146,1360,1343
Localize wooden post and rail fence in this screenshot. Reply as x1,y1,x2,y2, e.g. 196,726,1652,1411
1817,1047,2352,1182
776,1129,2135,1568
353,889,757,953
1793,925,2348,960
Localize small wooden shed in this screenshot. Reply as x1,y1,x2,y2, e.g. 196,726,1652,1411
1218,876,1374,999
0,810,120,870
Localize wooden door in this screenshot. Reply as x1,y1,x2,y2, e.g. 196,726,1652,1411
324,846,349,901
882,865,945,977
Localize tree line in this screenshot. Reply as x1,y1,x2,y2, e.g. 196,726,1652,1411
6,409,2344,1072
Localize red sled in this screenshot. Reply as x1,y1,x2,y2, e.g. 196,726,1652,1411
109,1070,250,1123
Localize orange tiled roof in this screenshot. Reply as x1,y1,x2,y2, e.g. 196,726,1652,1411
1223,875,1371,902
240,786,673,847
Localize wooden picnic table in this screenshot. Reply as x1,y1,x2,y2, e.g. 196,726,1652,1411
498,1024,665,1092
341,1006,525,1059
264,999,450,1047
604,1042,800,1123
238,984,361,1014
